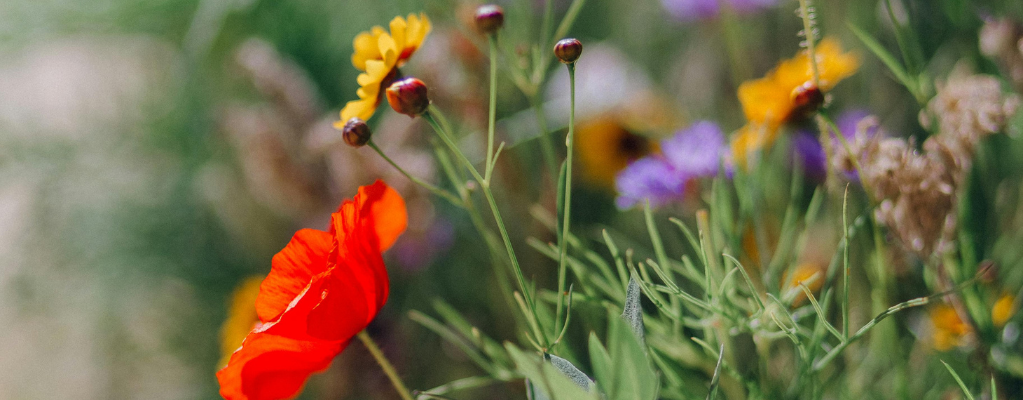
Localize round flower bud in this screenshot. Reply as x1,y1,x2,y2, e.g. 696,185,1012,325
386,77,430,118
474,5,504,35
790,82,824,119
554,38,583,64
342,118,372,147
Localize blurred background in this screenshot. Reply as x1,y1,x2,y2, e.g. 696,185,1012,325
2,0,1021,398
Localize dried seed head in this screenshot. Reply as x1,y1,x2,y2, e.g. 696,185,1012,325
341,118,372,147
554,38,583,64
474,5,504,35
385,77,430,118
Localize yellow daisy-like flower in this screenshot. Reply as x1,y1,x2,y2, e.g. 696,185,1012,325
730,38,859,168
218,276,264,367
738,37,860,130
336,13,432,124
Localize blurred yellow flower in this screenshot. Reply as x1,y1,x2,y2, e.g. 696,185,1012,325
738,37,860,130
219,276,264,367
929,304,971,351
992,294,1016,327
577,116,657,189
337,13,432,123
731,38,859,167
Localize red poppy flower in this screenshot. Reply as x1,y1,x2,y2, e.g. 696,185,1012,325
217,180,408,400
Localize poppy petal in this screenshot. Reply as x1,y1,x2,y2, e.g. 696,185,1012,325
256,229,333,323
357,180,408,251
217,332,345,400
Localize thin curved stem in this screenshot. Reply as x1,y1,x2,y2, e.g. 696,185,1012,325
485,35,498,183
357,331,413,400
368,141,462,207
554,63,576,340
422,107,549,348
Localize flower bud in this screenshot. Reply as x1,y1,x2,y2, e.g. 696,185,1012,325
385,77,430,118
554,38,583,64
474,5,504,35
790,81,824,119
342,118,372,147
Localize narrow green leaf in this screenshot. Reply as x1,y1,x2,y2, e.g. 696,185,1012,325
548,354,593,390
941,360,975,400
706,344,725,400
848,23,919,99
621,275,645,345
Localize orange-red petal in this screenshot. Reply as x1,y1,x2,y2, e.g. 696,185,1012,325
357,180,408,251
255,229,333,323
217,332,346,400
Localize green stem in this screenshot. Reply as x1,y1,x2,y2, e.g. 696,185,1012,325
485,35,498,183
797,0,820,86
422,108,548,348
841,185,850,339
533,94,560,180
368,141,462,207
356,331,414,400
554,63,576,341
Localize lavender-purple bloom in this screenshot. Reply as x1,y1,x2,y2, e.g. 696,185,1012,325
791,131,827,180
790,109,879,181
615,121,727,209
661,0,776,21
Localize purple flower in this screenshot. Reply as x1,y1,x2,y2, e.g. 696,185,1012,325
661,0,776,21
789,109,879,181
615,121,727,209
791,131,827,180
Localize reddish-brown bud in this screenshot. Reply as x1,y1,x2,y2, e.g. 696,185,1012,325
385,77,430,118
474,5,504,35
342,118,372,147
554,38,583,64
790,81,825,119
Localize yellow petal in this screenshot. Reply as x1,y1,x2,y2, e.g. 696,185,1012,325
389,15,408,54
351,31,380,71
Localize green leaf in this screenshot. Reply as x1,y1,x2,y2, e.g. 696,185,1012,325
607,314,658,400
548,354,593,390
706,344,725,400
507,343,598,400
848,23,921,101
588,332,613,393
941,360,975,400
620,275,645,346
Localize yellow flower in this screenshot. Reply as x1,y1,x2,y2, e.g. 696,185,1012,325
929,304,971,351
730,38,859,167
577,116,657,189
738,37,860,129
992,294,1017,327
336,13,432,124
219,276,264,367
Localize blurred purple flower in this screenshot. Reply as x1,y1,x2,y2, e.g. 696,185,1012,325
791,131,827,180
615,121,727,209
661,0,776,21
790,109,879,180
